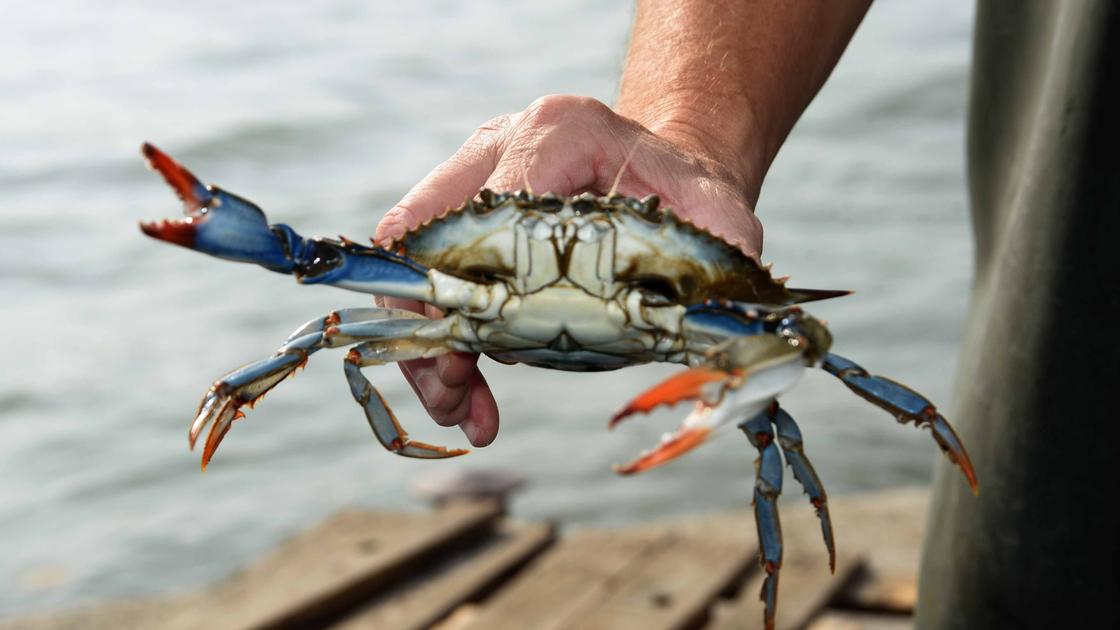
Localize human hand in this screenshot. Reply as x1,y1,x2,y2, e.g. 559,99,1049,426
374,95,765,448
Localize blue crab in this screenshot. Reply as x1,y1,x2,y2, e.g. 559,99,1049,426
138,143,977,629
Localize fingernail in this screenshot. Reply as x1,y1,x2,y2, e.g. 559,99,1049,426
461,420,481,445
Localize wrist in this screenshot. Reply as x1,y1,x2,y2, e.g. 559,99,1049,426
619,91,768,208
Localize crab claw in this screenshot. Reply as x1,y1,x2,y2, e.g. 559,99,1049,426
200,405,240,472
139,143,297,273
614,425,712,474
141,143,211,210
608,367,736,429
612,336,809,475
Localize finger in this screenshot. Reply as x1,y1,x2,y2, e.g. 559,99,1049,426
437,352,480,389
483,125,607,195
482,135,597,195
378,295,426,314
459,369,499,446
379,284,484,427
376,115,514,246
399,358,470,427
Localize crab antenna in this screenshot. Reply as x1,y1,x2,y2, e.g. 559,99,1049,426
608,140,641,198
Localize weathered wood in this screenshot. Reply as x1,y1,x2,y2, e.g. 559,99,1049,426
806,610,912,630
162,500,502,630
703,488,929,629
456,528,668,630
430,603,481,630
333,520,555,630
574,532,756,630
833,573,916,615
0,597,190,630
708,552,861,630
0,488,932,630
457,520,755,630
703,497,862,630
825,490,927,614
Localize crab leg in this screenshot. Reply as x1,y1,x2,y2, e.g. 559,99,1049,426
771,404,835,572
344,343,468,459
822,353,978,494
138,143,435,302
740,410,784,630
190,308,444,469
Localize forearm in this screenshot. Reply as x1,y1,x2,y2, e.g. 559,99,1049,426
617,0,871,205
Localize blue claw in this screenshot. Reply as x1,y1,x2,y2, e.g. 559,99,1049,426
823,353,978,494
139,144,433,301
140,143,293,271
740,411,784,630
772,405,836,572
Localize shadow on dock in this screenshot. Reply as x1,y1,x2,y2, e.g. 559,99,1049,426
2,487,930,630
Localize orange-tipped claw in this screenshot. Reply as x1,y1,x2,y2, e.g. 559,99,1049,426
960,458,980,496
141,142,208,211
927,412,980,496
139,217,200,248
609,368,733,429
614,426,712,475
200,413,234,472
139,143,214,247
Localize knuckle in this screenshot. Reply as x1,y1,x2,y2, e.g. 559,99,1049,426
459,113,514,167
523,94,609,128
430,388,470,421
467,113,512,146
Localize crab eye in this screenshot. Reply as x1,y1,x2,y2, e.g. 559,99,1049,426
630,275,680,305
298,242,342,278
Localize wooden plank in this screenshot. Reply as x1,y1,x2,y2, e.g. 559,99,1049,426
333,520,556,630
574,531,757,630
430,604,481,630
705,500,865,630
832,572,916,614
703,487,930,628
0,597,189,630
824,490,927,614
708,553,862,630
806,610,913,630
160,500,501,630
457,529,669,630
2,488,930,630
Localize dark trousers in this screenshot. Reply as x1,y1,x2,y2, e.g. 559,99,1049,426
917,2,1120,628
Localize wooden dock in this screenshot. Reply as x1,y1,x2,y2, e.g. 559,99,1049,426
3,488,929,630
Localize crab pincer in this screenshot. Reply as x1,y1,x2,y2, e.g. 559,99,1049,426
139,143,298,272
611,333,809,474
